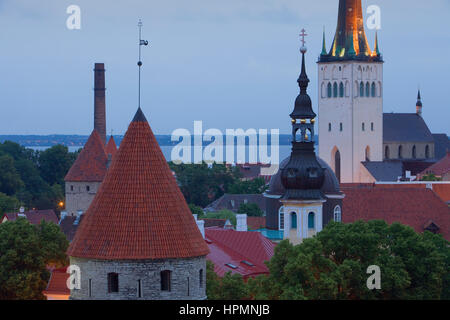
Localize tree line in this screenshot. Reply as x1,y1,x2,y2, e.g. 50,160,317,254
0,141,79,214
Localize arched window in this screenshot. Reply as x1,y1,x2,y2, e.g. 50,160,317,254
412,145,417,159
365,146,371,162
365,82,370,97
291,212,297,229
327,83,332,98
335,149,341,183
161,270,171,291
333,206,342,222
371,82,376,97
339,82,344,97
425,145,430,159
107,273,119,293
398,145,403,159
333,82,338,97
278,206,285,231
308,212,315,229
360,82,365,97
385,146,390,159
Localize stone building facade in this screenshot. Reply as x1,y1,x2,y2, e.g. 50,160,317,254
70,256,206,300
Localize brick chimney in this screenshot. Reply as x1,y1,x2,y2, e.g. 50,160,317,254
94,63,106,145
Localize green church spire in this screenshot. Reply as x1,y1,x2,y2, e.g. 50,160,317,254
321,27,327,55
374,31,381,56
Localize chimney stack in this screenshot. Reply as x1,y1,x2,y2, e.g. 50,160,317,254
94,63,107,145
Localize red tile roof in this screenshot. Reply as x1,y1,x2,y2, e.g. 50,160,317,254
342,186,450,240
205,228,275,279
43,267,70,296
105,136,118,157
419,152,450,177
2,209,58,225
67,108,209,260
64,130,108,182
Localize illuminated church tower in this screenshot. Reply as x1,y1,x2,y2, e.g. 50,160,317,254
318,0,383,183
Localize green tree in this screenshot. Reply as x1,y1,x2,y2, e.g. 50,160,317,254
189,204,204,218
206,261,248,300
238,203,263,217
420,174,442,181
0,154,24,196
0,193,21,214
203,210,237,226
0,218,69,300
228,177,267,195
249,221,449,300
38,145,75,186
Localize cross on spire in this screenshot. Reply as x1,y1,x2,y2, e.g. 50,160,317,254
299,28,308,47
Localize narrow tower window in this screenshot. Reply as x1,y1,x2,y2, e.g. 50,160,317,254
371,122,374,131
333,82,338,97
362,123,365,131
339,82,344,97
199,269,203,288
360,82,364,97
107,273,119,293
425,145,430,159
371,82,376,97
385,146,390,160
160,270,171,291
327,83,332,98
308,212,315,229
412,145,417,159
279,206,285,230
340,123,343,132
137,279,142,298
328,123,332,132
398,145,403,159
290,212,297,229
365,82,370,97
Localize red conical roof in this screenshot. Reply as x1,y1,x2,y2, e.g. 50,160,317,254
64,130,108,182
105,136,118,157
67,108,209,260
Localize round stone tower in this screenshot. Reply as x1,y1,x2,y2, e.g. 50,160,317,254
67,108,209,300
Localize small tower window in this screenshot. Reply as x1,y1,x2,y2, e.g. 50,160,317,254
412,145,417,159
327,83,332,98
70,185,74,191
290,212,297,229
385,146,390,159
371,82,376,97
360,82,364,97
365,82,370,97
107,273,119,293
328,123,332,132
199,269,203,288
333,206,342,222
86,186,90,192
425,145,430,159
371,122,374,131
333,83,338,98
137,279,143,298
398,145,403,159
339,82,344,97
88,279,92,297
161,270,171,291
308,212,315,229
340,123,343,132
362,123,365,131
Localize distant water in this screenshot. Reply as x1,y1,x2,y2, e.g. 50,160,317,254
28,145,303,164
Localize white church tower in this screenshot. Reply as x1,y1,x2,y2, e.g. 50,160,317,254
318,0,383,183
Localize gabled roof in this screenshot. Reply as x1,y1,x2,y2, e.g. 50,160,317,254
2,209,58,225
43,267,70,297
432,134,450,160
362,161,403,182
105,136,118,157
419,152,450,177
205,194,266,213
205,228,275,279
383,113,434,143
67,108,209,260
64,130,108,182
343,186,450,240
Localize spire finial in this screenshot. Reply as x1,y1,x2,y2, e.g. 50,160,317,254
321,26,327,55
137,19,149,110
299,28,308,53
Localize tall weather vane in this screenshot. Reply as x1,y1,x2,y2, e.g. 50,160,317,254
299,28,308,53
137,19,149,109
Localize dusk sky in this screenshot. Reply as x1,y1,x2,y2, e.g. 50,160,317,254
0,0,449,135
